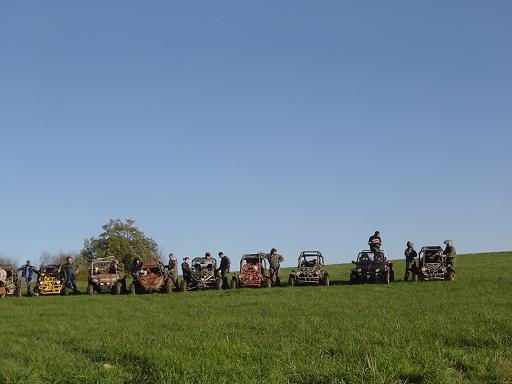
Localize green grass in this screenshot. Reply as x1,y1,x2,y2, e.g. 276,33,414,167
1,252,511,384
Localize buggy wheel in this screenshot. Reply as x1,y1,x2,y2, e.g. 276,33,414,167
115,282,123,295
61,286,68,296
128,283,136,295
264,277,272,288
288,275,295,287
390,269,395,282
322,275,330,286
230,277,237,289
87,284,94,295
180,280,187,292
14,287,22,297
349,273,357,284
33,287,40,296
163,279,173,294
447,270,455,281
215,277,223,290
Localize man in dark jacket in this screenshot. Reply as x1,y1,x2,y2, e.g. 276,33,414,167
403,241,418,281
18,260,39,296
181,257,191,283
60,257,80,295
216,252,231,288
167,253,179,288
368,231,382,256
268,248,284,286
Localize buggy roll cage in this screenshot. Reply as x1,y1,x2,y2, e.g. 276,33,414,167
356,250,387,263
192,257,218,271
240,253,268,270
297,251,324,268
89,256,116,275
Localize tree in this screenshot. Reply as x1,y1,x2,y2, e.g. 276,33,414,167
80,218,160,271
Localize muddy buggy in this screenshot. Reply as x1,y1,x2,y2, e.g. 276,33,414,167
128,259,172,294
414,246,455,281
350,250,394,284
87,257,127,295
0,265,21,297
288,251,330,286
180,257,222,291
33,264,64,296
231,253,271,289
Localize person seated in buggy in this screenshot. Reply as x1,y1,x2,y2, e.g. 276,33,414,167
359,253,372,263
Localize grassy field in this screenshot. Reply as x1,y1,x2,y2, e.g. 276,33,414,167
1,252,511,384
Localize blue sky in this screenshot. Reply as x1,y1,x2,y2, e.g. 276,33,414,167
1,1,510,266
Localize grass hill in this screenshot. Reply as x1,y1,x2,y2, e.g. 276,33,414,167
0,252,511,383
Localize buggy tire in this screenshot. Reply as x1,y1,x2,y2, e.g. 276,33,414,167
390,269,395,282
288,275,295,287
14,287,22,297
163,279,173,294
264,276,272,288
180,280,187,292
230,277,237,289
447,271,455,281
215,277,223,290
115,281,123,295
349,273,357,284
128,283,136,295
322,275,330,286
87,284,94,295
61,287,68,296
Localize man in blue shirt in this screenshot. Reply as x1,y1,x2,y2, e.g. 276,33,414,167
60,256,80,295
18,260,39,296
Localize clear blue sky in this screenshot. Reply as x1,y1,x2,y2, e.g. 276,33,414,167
1,1,510,266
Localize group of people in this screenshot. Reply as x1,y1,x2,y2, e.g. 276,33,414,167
1,233,458,295
367,231,457,281
0,256,81,296
402,239,456,280
176,248,284,288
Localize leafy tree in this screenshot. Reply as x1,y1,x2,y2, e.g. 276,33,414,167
80,218,160,271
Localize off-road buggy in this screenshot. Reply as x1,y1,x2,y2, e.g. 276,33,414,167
180,257,222,291
231,253,271,289
288,250,330,286
33,264,65,296
128,259,172,294
0,265,21,297
414,246,455,281
87,257,126,295
350,250,394,284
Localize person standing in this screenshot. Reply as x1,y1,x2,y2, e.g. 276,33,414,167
167,253,179,288
60,256,80,295
18,260,39,296
443,240,457,270
368,231,382,255
403,241,418,281
268,248,284,287
181,257,191,283
216,252,231,288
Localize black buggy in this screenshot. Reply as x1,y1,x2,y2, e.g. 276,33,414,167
350,250,394,284
179,256,223,291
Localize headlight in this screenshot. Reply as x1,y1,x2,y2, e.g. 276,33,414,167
356,269,361,272
92,279,99,283
375,269,380,273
